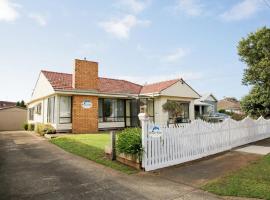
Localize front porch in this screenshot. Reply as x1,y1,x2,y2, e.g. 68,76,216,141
195,103,214,119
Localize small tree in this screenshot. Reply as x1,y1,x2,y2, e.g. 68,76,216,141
162,101,183,124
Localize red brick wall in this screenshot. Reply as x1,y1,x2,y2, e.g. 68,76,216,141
72,59,98,90
72,95,98,133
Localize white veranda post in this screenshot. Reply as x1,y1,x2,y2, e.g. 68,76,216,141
138,113,149,169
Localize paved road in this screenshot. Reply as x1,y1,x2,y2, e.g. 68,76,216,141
0,131,221,200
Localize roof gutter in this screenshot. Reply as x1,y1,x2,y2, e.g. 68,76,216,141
55,89,139,98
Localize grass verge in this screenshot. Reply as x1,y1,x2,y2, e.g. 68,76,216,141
50,134,138,174
202,154,270,200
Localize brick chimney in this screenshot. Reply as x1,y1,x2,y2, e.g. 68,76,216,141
72,59,98,90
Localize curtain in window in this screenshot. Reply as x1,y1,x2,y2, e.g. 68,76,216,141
47,97,55,123
59,96,71,123
99,98,125,122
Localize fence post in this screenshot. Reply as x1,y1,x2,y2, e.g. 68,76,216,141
138,113,149,169
110,130,116,160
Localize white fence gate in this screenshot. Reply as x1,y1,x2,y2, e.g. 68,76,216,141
139,114,270,171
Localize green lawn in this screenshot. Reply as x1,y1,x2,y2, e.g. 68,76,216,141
50,133,138,174
202,154,270,200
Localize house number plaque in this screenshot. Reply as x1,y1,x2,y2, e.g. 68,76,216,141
81,100,92,109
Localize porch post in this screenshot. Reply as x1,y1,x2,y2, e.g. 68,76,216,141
199,106,202,116
138,113,149,169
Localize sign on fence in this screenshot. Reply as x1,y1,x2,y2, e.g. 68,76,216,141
139,113,270,171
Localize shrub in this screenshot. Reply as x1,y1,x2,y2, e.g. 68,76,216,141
23,123,28,131
116,128,142,160
36,123,56,136
44,124,56,134
231,113,246,121
29,124,35,131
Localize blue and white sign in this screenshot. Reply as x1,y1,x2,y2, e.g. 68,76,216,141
149,125,163,137
81,100,92,109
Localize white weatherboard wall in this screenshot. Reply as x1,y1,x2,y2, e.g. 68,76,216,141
161,81,200,99
31,73,55,100
28,100,44,124
140,116,270,171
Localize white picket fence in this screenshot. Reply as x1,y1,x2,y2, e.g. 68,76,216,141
139,115,270,171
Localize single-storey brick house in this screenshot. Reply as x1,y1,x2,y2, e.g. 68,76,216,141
27,59,200,133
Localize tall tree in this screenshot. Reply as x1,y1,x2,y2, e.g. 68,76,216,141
16,100,26,108
238,27,270,118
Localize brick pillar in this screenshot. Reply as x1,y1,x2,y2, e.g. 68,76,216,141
72,95,98,133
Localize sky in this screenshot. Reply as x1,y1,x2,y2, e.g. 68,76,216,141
0,0,270,102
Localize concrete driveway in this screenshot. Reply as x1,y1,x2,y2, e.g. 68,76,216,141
0,131,221,200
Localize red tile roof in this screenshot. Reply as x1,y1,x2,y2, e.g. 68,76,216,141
98,77,142,94
41,70,182,95
41,70,142,94
42,71,73,90
140,79,180,94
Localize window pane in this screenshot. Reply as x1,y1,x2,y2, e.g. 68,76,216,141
60,97,71,117
117,100,124,117
147,99,154,116
168,101,190,123
98,99,103,122
47,97,55,123
101,98,125,122
59,96,71,123
104,99,112,118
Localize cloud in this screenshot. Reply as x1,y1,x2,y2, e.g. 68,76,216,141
28,13,47,26
99,15,150,39
162,48,190,63
0,0,20,22
175,0,203,16
115,0,150,13
220,0,263,21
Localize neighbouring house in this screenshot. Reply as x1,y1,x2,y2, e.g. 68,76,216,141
194,93,218,118
217,97,242,114
27,59,200,133
0,106,27,131
0,101,16,109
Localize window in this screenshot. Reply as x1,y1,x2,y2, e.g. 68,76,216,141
28,107,34,120
59,96,72,124
168,101,190,124
35,103,42,115
47,96,55,123
99,98,125,122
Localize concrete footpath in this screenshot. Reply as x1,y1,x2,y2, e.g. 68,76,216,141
0,131,221,200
